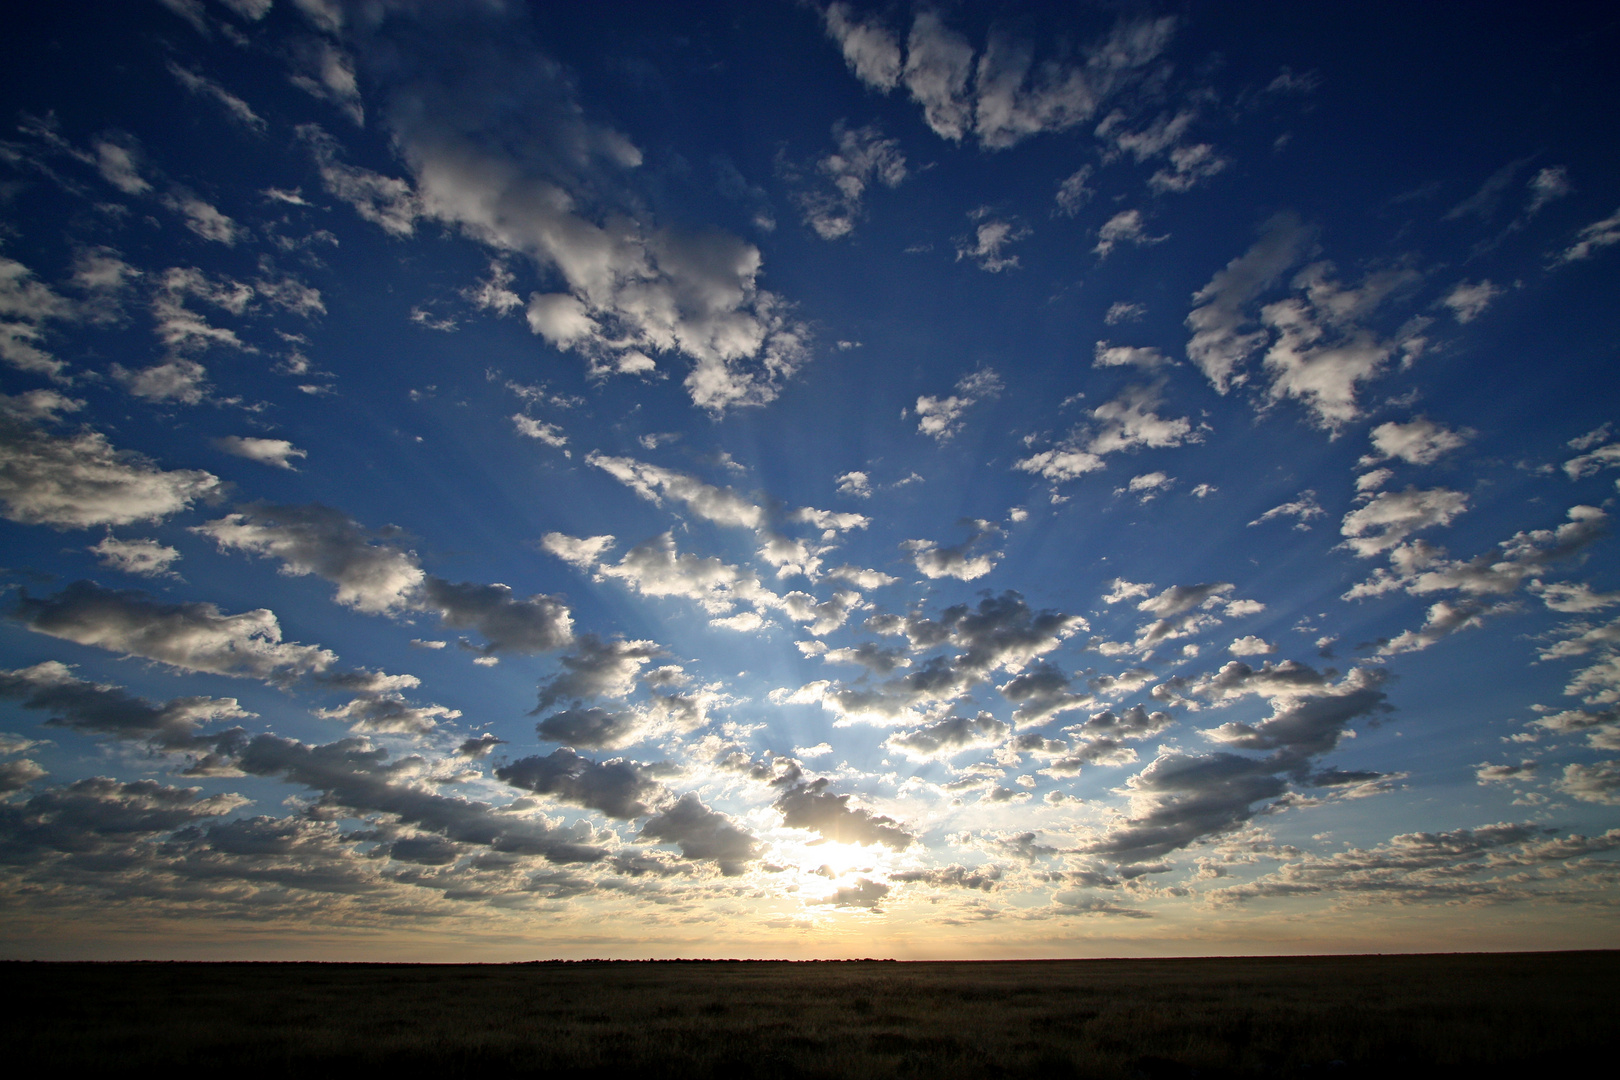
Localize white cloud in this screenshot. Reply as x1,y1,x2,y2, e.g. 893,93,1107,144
0,401,222,528
1363,418,1471,466
512,415,567,448
1054,165,1093,216
1441,280,1503,323
1557,207,1620,264
90,536,181,578
1015,382,1195,484
195,504,426,614
166,61,266,131
1093,209,1165,258
1105,301,1146,325
1149,143,1229,193
1094,341,1169,370
836,471,872,498
289,38,364,126
1340,487,1469,557
0,257,74,380
1258,262,1421,428
216,436,308,470
587,453,764,530
1229,636,1276,657
916,368,1002,441
796,123,906,240
1525,165,1571,216
1249,490,1324,530
956,213,1028,272
16,581,337,682
1185,212,1312,394
163,192,246,245
822,2,902,91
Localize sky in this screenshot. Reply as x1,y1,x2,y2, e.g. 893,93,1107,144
1,1,1618,961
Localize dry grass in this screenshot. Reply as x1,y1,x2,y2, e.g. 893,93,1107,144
6,951,1615,1077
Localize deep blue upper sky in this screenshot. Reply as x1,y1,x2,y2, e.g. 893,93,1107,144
0,0,1617,959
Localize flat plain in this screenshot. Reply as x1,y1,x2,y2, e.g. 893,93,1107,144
6,951,1615,1077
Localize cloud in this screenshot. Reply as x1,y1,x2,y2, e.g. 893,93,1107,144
1093,209,1165,259
535,635,665,711
836,471,871,498
822,2,902,91
1249,490,1324,530
916,368,1002,441
317,695,458,735
89,535,181,578
1556,207,1620,264
1148,143,1229,193
163,191,246,245
1339,487,1469,557
13,580,337,682
956,213,1028,272
216,436,308,470
195,503,573,650
498,747,666,819
316,8,810,413
1363,418,1471,466
1094,341,1169,370
1185,212,1311,394
1118,471,1173,502
903,519,1002,580
587,453,764,530
775,777,914,849
421,578,574,655
877,11,1175,150
999,662,1090,724
512,415,566,448
289,38,364,126
0,661,251,749
196,503,425,614
1015,382,1195,483
596,533,778,621
0,401,222,528
0,257,75,379
1563,441,1620,481
886,711,1010,760
795,122,907,240
235,733,606,864
1441,280,1503,323
1526,165,1572,216
640,793,761,875
541,532,617,570
166,61,266,131
1445,158,1530,222
1054,166,1093,216
1229,636,1276,657
1105,301,1146,325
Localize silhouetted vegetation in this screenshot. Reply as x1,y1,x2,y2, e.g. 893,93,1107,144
7,951,1615,1077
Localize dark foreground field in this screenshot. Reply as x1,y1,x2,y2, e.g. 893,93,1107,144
6,952,1616,1077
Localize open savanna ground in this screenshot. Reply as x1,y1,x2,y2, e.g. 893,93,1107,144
5,951,1615,1077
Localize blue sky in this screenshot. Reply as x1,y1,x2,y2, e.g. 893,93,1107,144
1,0,1618,960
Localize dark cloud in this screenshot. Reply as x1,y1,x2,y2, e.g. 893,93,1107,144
422,577,573,655
639,793,760,875
774,778,915,849
0,660,250,748
535,634,664,711
810,876,889,909
12,580,337,682
885,711,1009,759
497,747,665,820
236,734,607,862
892,863,1003,890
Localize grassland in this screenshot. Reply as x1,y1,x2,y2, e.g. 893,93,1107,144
5,951,1615,1077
